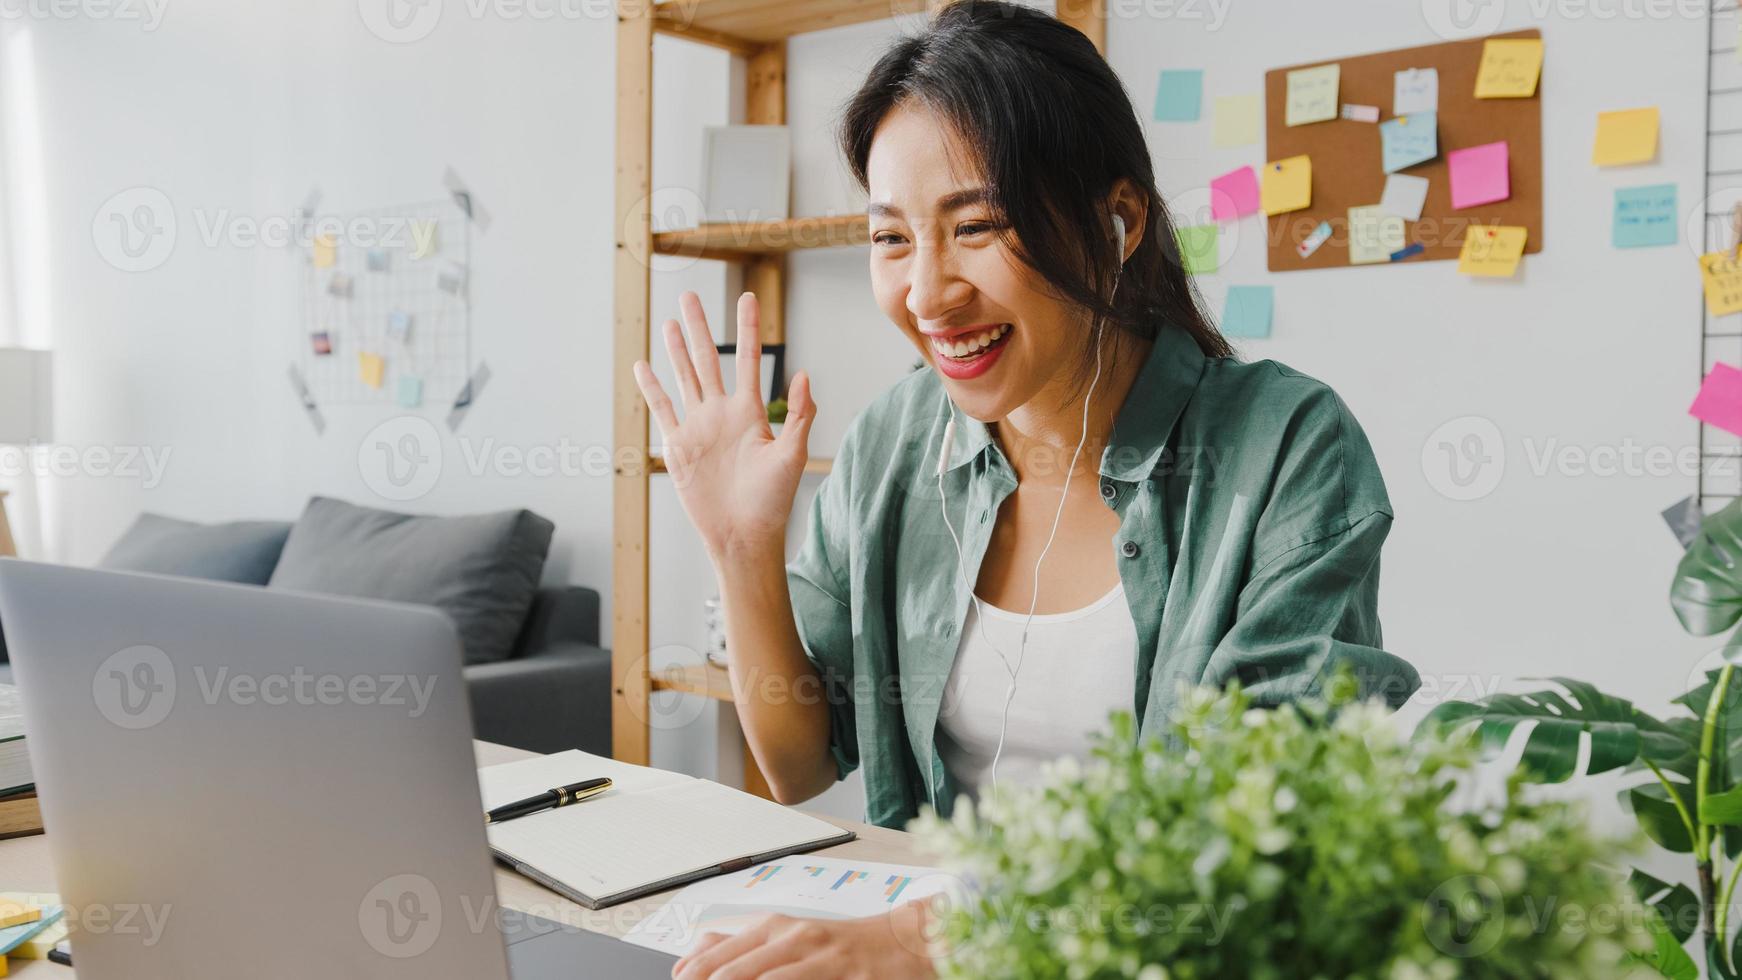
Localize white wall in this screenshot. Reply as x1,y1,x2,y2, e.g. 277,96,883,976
0,0,1723,846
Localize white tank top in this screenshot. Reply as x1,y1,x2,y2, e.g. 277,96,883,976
934,581,1138,804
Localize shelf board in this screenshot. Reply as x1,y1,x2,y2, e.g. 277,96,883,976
652,214,871,261
649,454,833,476
654,0,932,48
650,661,736,702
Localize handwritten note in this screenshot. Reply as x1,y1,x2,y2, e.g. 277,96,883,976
1286,64,1340,126
1221,286,1274,339
1474,38,1543,98
1212,94,1260,147
1701,251,1742,315
1380,112,1438,173
1612,184,1677,249
1261,156,1312,216
1457,225,1528,278
1348,206,1405,265
1379,174,1430,222
1448,141,1510,210
1340,104,1379,123
1393,67,1438,115
1593,107,1659,166
1153,70,1203,122
1176,224,1219,274
1691,363,1742,438
1210,166,1260,222
359,352,386,389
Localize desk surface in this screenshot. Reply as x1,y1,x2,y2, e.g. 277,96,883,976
0,741,917,977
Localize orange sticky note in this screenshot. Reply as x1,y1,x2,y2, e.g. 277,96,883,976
312,233,337,269
359,352,386,389
1260,156,1312,216
1474,38,1543,98
1593,108,1659,166
1457,225,1528,277
1702,251,1742,316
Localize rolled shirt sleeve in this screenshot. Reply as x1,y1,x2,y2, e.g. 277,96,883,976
785,431,861,783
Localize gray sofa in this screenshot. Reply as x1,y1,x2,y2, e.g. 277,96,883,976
0,500,612,756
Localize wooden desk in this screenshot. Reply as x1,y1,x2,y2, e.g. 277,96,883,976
0,741,919,976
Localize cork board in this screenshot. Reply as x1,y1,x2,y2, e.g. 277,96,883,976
1262,29,1542,272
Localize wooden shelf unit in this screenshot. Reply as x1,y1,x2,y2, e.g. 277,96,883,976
613,0,1107,795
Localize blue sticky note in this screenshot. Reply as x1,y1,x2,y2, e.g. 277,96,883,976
1153,70,1203,122
1221,286,1274,339
1380,111,1438,173
1613,183,1678,248
397,375,424,408
0,905,62,955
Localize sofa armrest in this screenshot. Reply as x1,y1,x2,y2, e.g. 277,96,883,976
464,641,612,756
512,586,600,654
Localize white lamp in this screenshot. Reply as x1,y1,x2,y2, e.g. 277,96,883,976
0,348,52,557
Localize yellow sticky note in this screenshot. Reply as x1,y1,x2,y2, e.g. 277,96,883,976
1347,206,1404,265
1286,64,1339,126
410,219,439,259
359,352,386,389
1212,94,1260,147
1474,38,1543,98
1701,251,1742,315
1593,107,1659,166
1261,156,1312,216
1458,225,1528,277
312,233,337,269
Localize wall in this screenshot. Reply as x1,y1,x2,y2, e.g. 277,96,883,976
0,1,1722,845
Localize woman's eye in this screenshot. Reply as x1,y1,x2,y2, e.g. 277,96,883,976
872,233,905,246
958,222,994,236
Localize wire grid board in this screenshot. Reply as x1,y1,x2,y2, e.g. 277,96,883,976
297,199,471,406
1701,4,1742,506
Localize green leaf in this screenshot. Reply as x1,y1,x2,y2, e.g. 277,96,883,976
1415,677,1668,783
1708,785,1742,825
1712,932,1740,980
1672,497,1742,635
1622,903,1697,980
1628,868,1701,945
1623,783,1696,853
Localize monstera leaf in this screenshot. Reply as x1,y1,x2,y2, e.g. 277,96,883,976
1672,497,1742,637
1416,677,1688,783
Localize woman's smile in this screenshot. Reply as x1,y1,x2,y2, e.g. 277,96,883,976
926,322,1014,380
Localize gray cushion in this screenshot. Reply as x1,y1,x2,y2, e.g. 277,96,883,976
98,513,294,586
267,497,553,665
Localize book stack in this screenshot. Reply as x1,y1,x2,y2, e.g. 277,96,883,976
0,686,33,840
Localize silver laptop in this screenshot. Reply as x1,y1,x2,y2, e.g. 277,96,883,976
0,558,678,979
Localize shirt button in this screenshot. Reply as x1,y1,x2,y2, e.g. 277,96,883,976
1121,540,1140,559
1100,482,1117,502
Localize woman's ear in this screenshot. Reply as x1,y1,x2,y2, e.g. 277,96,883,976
1105,178,1147,263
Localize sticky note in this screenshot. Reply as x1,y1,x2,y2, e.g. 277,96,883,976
1221,286,1274,339
1380,112,1438,173
1612,184,1678,248
1153,70,1203,122
359,352,386,389
397,375,424,408
411,219,440,259
327,273,355,299
388,309,413,341
0,901,38,930
1212,94,1260,147
1690,363,1742,438
1176,224,1219,274
1394,67,1438,115
1340,104,1379,123
1701,251,1742,315
313,234,337,269
1297,220,1333,259
1457,225,1528,277
1348,206,1405,265
1593,108,1659,166
1448,141,1510,209
366,249,390,272
1663,495,1703,549
1379,173,1430,221
1210,166,1260,222
1286,64,1340,126
1261,156,1312,215
1474,38,1544,98
311,331,332,356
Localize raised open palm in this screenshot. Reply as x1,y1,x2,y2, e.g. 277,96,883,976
633,290,816,561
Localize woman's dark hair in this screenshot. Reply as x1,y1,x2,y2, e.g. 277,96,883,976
837,0,1234,376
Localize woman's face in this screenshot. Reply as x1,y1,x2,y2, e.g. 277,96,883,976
866,102,1090,423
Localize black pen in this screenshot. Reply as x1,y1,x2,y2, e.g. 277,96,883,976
485,778,613,824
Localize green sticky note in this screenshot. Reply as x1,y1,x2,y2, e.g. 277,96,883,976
1612,184,1677,248
1176,224,1218,274
1153,70,1203,122
1221,286,1273,339
397,375,424,408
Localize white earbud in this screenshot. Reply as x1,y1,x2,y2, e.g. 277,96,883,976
1112,212,1126,259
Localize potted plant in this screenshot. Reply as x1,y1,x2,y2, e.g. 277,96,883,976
1417,496,1742,979
911,674,1654,978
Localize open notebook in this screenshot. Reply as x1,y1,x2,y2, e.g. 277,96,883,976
478,750,855,910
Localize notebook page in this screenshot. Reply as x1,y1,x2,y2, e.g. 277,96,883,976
477,749,690,808
485,779,848,901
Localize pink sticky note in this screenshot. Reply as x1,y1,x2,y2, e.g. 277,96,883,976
1210,166,1261,222
1448,141,1510,210
1692,363,1742,438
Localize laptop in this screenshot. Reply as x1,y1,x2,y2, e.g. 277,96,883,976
0,558,679,979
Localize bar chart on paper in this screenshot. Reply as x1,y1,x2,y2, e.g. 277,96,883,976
624,856,958,957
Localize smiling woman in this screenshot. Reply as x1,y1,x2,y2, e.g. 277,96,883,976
633,2,1421,977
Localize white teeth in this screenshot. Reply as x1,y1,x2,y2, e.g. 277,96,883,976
932,324,1011,360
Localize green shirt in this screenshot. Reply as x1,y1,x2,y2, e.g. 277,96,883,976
786,325,1420,829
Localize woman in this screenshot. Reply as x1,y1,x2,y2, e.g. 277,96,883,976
636,2,1421,976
